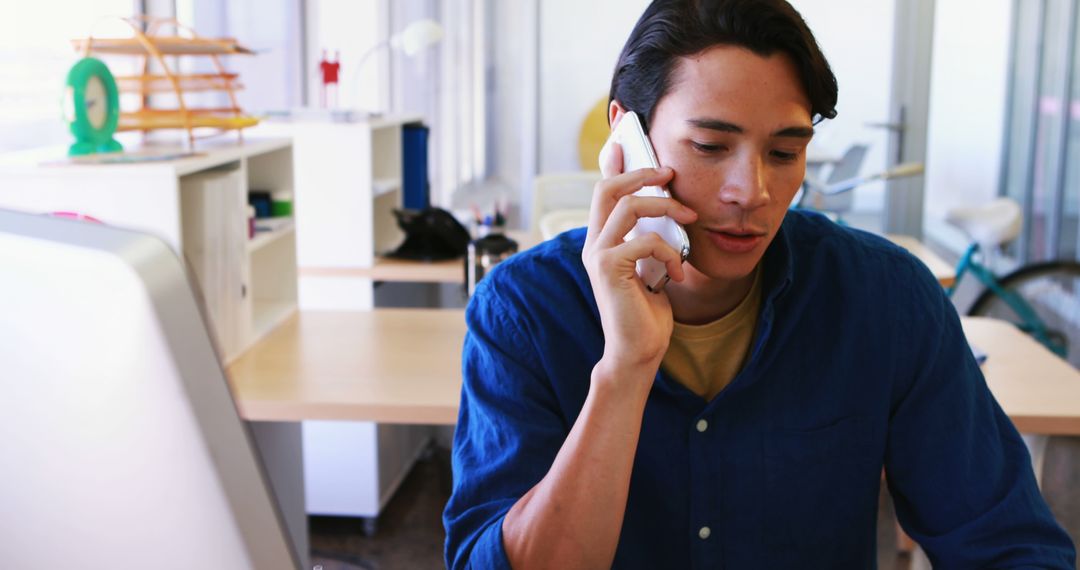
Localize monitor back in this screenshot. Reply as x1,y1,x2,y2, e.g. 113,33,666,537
0,209,298,569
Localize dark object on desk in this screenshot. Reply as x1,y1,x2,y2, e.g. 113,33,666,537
465,233,518,297
387,207,470,261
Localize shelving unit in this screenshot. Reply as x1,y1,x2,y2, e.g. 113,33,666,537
249,116,433,526
371,178,401,198
251,114,421,310
0,138,297,364
248,220,296,254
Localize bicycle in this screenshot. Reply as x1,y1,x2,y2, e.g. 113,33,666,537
944,197,1080,368
800,161,1080,368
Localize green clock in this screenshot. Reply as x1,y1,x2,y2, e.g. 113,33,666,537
63,57,123,156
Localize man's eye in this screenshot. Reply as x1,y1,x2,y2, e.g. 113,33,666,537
771,150,799,162
691,141,723,153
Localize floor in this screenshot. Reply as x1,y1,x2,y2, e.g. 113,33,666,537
307,445,926,570
308,447,452,570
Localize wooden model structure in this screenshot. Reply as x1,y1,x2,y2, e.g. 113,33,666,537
72,16,260,148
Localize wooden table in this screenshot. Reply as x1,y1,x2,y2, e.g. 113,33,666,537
963,317,1080,435
228,309,466,424
887,234,956,288
299,230,539,285
301,256,468,284
228,311,1080,435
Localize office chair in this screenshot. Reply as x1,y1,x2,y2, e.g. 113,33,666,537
531,171,602,240
798,143,870,222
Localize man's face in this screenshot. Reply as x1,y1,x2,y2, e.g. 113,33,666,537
646,45,813,283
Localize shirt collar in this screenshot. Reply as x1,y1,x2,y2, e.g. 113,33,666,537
760,216,796,306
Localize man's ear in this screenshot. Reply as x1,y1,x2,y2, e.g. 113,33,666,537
609,100,628,131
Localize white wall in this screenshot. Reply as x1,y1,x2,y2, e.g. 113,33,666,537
922,0,1012,251
491,0,530,197
539,0,649,173
788,0,896,214
225,0,305,113
305,0,386,112
0,0,138,153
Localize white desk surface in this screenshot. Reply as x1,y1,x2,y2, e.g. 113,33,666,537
228,310,1080,435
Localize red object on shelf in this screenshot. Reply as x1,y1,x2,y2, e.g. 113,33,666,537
319,49,341,109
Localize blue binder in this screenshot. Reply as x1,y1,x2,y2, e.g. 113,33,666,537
402,124,430,210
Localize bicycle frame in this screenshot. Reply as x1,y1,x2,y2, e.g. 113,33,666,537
947,243,1067,357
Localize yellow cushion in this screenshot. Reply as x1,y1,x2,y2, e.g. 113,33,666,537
578,97,610,170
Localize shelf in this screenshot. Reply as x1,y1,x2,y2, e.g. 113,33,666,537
248,219,295,254
372,178,401,198
252,301,298,340
116,73,244,94
119,110,259,132
71,36,255,55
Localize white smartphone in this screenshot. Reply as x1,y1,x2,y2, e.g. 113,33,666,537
607,111,691,292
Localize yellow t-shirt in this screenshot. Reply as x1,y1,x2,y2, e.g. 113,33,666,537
661,268,763,401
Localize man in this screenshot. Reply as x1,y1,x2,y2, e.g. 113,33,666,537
444,0,1076,567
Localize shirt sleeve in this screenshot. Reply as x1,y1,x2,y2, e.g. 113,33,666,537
884,260,1076,567
443,277,574,570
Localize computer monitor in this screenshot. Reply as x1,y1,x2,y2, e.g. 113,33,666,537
0,209,299,569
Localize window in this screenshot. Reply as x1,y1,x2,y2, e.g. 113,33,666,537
1001,0,1080,262
0,1,139,153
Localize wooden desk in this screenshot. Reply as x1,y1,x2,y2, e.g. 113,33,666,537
301,257,466,284
300,230,539,284
228,311,1080,435
228,309,465,424
886,234,956,288
963,317,1080,435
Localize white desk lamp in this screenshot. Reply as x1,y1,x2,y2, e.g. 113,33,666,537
352,19,444,107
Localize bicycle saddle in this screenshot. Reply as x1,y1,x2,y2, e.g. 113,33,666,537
945,197,1022,249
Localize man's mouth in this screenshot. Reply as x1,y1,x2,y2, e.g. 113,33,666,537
703,227,767,254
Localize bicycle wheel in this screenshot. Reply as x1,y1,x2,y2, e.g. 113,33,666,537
969,261,1080,369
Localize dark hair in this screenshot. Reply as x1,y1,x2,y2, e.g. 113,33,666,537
609,0,838,130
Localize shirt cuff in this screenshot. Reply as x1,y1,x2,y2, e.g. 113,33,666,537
468,514,513,570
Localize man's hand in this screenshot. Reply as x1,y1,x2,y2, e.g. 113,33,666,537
501,137,697,570
584,139,698,384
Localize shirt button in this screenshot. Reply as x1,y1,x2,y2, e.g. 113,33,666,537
696,419,708,432
698,526,711,540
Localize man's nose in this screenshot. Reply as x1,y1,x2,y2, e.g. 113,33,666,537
718,153,770,209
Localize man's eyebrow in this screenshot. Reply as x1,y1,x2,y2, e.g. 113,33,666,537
687,118,814,139
687,118,743,133
772,125,815,139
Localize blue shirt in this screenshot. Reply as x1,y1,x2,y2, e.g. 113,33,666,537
444,211,1075,569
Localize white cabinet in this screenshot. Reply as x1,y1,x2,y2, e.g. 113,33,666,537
302,421,433,525
252,115,420,310
251,117,435,526
0,138,298,364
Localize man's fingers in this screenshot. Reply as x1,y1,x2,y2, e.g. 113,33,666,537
594,195,697,249
585,167,677,248
598,232,687,284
